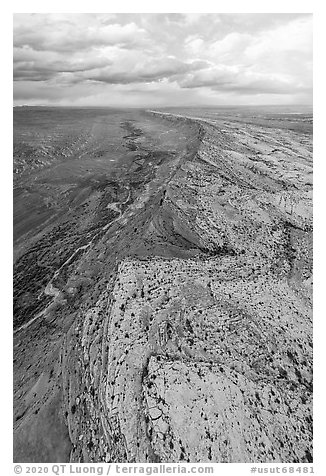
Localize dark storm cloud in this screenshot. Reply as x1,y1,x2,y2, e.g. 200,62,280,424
86,59,210,85
13,13,313,106
13,47,112,82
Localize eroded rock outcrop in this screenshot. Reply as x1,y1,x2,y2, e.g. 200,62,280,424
14,109,312,463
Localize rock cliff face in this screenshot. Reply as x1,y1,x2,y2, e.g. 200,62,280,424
14,109,312,463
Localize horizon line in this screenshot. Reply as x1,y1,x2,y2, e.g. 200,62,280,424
13,104,313,109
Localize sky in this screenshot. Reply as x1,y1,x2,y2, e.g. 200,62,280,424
13,13,313,107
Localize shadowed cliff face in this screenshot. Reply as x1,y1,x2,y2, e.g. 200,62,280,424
13,108,312,463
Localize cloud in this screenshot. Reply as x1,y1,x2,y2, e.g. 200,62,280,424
13,47,112,81
14,15,148,52
13,13,312,106
178,66,299,95
182,16,312,97
84,58,209,85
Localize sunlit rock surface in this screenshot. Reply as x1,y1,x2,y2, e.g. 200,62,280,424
14,108,312,463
